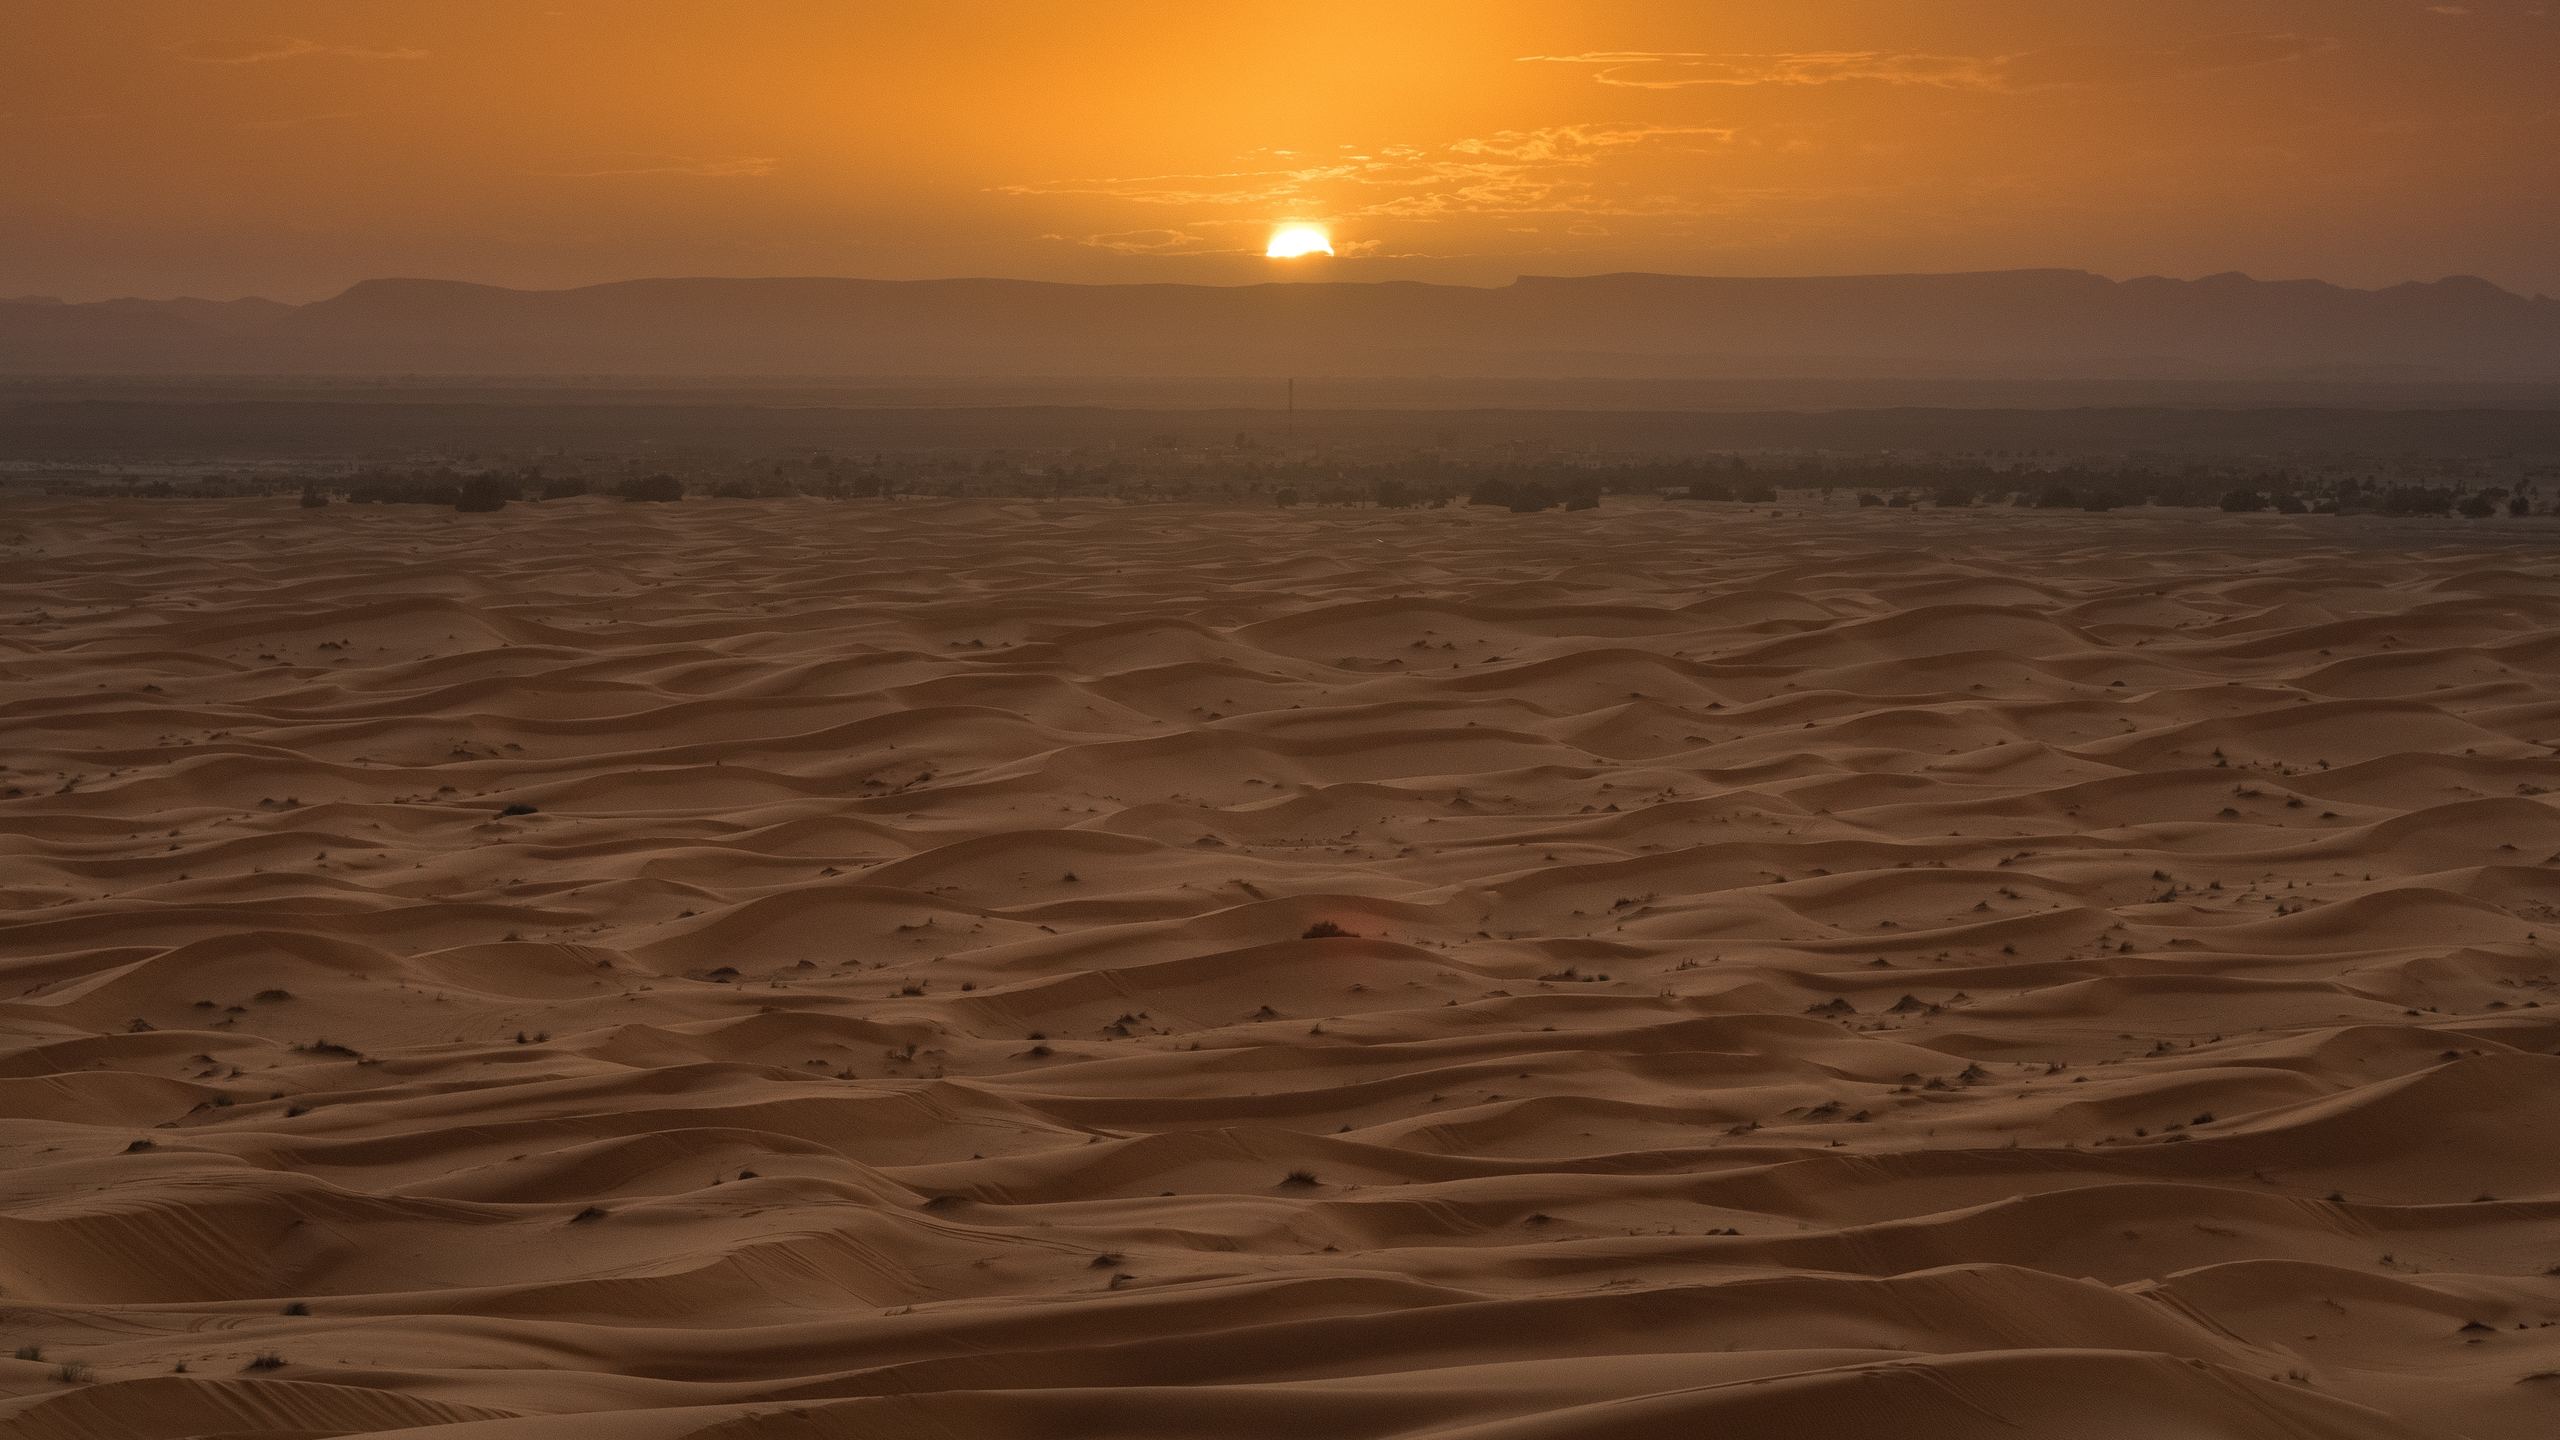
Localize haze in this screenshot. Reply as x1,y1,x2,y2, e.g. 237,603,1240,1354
6,0,2558,302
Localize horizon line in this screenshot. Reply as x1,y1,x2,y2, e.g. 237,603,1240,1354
12,267,2547,310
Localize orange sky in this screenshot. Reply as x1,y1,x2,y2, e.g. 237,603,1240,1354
4,0,2555,300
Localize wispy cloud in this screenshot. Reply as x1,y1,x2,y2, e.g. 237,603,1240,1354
1523,50,1999,90
1522,33,2334,92
1048,228,1218,255
997,123,1734,223
1450,123,1736,161
537,154,781,179
173,36,429,64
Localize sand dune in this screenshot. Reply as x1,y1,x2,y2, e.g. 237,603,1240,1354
3,496,2558,1439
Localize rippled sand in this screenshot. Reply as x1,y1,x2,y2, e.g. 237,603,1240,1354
4,496,2559,1439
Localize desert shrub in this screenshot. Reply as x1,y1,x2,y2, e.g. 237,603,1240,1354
539,477,589,500
619,474,684,503
1301,921,1351,939
2219,490,2268,512
2379,485,2455,516
1856,492,1884,507
455,476,514,513
298,487,328,508
345,476,460,505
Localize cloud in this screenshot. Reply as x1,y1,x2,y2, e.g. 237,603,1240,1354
1522,50,1999,90
1450,122,1736,161
996,123,1734,224
1521,33,2333,92
174,36,429,64
996,167,1322,210
1049,228,1218,255
537,154,781,178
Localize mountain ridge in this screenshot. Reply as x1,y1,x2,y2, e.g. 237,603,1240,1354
6,269,2556,380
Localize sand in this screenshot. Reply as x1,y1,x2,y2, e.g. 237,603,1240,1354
2,494,2557,1440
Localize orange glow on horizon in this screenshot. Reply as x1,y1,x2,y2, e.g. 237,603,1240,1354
2,2,2553,299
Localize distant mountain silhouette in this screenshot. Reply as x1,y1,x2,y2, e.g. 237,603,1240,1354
4,271,2556,379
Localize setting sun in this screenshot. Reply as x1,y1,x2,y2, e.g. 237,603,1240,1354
1265,224,1334,260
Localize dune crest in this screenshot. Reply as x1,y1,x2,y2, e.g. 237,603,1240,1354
3,497,2557,1439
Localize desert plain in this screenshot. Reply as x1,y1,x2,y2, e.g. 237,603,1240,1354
3,495,2560,1439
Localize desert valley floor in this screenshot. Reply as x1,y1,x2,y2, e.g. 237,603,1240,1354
4,495,2560,1440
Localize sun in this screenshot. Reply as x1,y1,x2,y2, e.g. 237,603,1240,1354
1265,224,1334,259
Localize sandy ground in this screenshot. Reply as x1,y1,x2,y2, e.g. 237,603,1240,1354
3,495,2558,1440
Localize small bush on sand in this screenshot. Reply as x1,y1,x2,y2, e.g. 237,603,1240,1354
455,476,516,513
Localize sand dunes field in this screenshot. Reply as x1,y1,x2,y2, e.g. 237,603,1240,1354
5,494,2560,1439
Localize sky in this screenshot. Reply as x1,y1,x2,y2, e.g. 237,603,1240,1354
3,0,2555,301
